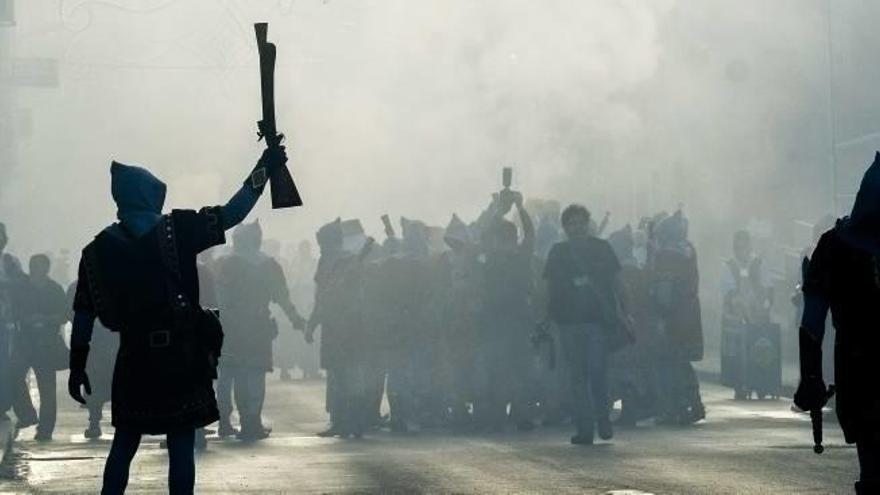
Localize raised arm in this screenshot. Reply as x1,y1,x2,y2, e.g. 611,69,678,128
221,147,288,230
516,195,535,254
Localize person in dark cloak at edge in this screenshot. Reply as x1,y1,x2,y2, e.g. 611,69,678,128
68,146,289,495
796,152,880,494
11,254,69,442
0,223,24,424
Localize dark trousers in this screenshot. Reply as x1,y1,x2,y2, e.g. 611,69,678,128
475,349,531,428
88,400,107,427
102,427,195,495
654,359,703,418
857,441,880,494
12,366,56,435
558,323,609,436
386,360,415,426
217,364,266,432
326,366,368,433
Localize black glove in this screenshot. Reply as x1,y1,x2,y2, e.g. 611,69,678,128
794,327,826,412
68,345,92,405
244,146,288,194
794,376,828,412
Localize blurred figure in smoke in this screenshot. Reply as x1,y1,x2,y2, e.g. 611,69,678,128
66,280,118,440
10,254,69,442
649,209,705,425
381,218,437,432
0,223,23,423
720,230,780,400
722,231,773,327
477,190,536,432
308,219,372,438
68,148,288,494
607,224,661,426
214,221,306,441
438,214,482,428
796,153,880,494
544,205,627,445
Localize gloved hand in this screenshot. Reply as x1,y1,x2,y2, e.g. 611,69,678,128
245,146,288,193
794,326,826,412
794,376,828,412
68,345,92,405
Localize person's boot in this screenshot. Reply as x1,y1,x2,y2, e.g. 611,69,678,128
84,423,102,440
34,430,52,443
570,430,594,445
597,417,614,440
681,401,706,425
237,424,271,441
218,419,238,439
316,424,342,437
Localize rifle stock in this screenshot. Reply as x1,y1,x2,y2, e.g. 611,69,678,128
255,22,303,208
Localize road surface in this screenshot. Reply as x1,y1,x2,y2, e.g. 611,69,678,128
0,374,857,494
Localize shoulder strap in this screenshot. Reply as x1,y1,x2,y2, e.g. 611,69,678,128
156,214,193,322
566,241,619,320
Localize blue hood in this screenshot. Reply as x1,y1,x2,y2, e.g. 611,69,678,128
839,152,880,253
110,161,166,237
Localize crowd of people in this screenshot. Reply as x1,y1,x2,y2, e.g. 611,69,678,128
0,181,710,451
218,182,708,443
1,148,879,493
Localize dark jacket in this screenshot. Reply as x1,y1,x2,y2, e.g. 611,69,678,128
14,277,68,371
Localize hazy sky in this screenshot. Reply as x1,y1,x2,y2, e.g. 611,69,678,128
3,0,880,269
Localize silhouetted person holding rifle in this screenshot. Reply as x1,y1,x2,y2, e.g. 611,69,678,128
68,147,288,494
796,152,880,494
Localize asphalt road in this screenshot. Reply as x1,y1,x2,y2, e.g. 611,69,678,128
0,374,858,494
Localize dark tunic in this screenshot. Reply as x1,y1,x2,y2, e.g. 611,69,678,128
543,238,620,326
73,208,225,434
14,278,68,371
649,242,704,362
804,228,880,444
215,253,288,371
481,248,534,366
381,254,435,369
313,253,365,370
